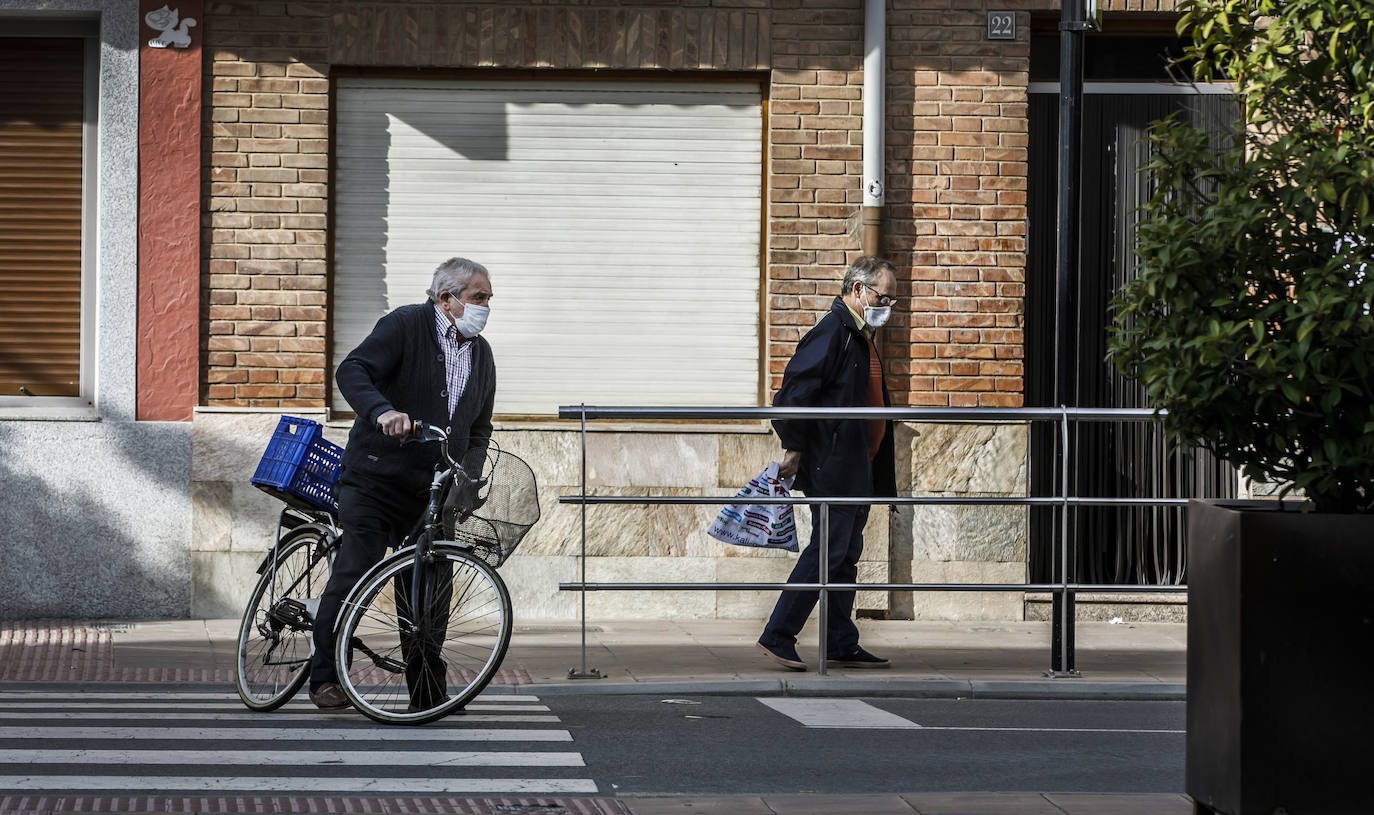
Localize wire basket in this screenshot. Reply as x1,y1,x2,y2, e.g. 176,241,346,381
442,442,540,568
250,416,342,513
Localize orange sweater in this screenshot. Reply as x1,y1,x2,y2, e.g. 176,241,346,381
866,334,885,460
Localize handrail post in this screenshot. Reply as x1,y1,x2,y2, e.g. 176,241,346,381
568,403,601,679
817,501,830,677
1050,405,1080,676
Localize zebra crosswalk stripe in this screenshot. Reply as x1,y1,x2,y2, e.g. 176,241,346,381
0,777,599,794
758,698,924,729
0,712,562,723
0,692,541,702
0,725,572,740
0,690,596,796
0,749,585,766
0,701,551,712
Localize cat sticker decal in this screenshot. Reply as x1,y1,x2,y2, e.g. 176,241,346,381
146,5,197,49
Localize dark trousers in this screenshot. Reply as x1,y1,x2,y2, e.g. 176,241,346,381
759,503,869,655
310,478,447,705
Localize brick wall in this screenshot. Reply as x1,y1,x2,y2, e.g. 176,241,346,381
884,1,1028,408
764,5,867,397
201,0,1168,410
204,2,331,406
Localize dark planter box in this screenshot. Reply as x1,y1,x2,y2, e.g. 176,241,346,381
1187,500,1374,815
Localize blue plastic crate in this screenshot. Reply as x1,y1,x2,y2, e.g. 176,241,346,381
250,416,343,512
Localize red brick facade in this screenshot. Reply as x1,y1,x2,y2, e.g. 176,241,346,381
201,0,1178,411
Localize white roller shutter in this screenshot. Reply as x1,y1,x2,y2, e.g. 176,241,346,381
332,78,763,416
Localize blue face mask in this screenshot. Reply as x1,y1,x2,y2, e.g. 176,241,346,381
452,303,489,338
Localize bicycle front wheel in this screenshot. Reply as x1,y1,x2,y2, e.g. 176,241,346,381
334,544,512,725
235,528,334,711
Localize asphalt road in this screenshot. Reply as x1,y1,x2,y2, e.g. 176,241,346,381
0,684,1184,800
556,694,1186,797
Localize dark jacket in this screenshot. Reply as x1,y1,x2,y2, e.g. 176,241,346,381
772,297,897,499
336,302,495,494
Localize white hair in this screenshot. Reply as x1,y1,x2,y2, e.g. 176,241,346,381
841,256,896,296
425,257,490,303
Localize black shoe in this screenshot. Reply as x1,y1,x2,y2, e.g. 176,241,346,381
756,640,806,671
827,646,890,669
308,682,350,710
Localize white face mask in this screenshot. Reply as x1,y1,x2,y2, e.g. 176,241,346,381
861,288,891,328
452,303,489,338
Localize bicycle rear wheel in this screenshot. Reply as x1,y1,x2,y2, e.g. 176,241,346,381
334,544,512,725
235,529,334,711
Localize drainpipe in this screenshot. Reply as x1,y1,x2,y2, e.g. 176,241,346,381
861,0,885,257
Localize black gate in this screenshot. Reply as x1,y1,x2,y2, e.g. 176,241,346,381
1026,90,1240,586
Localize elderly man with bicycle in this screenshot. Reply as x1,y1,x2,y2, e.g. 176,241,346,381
308,257,497,711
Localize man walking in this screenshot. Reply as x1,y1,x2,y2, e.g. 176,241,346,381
757,256,899,671
308,257,497,710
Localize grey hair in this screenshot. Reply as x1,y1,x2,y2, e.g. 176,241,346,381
841,256,896,297
426,257,490,303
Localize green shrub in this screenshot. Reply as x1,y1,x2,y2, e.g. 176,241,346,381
1108,0,1374,512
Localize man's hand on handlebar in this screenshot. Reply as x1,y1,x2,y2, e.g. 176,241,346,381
376,409,412,438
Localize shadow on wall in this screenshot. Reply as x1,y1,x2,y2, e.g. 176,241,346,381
329,94,512,413
0,420,192,619
186,412,346,619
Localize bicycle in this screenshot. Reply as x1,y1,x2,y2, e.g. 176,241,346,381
234,504,341,711
331,420,538,725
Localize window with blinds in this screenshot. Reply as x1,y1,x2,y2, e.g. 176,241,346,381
0,38,87,402
331,78,764,417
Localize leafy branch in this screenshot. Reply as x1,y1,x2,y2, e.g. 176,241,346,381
1107,0,1374,513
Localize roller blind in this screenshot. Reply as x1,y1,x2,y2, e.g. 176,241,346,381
0,38,85,398
332,78,763,416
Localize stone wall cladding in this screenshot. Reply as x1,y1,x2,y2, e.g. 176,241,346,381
191,411,864,620
194,0,1119,410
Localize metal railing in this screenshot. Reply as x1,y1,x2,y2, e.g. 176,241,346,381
556,405,1189,678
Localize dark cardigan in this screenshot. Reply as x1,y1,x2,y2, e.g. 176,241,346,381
335,302,495,493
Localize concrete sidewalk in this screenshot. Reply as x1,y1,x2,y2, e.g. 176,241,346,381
1,617,1185,698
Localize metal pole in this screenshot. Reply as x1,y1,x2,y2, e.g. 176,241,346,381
560,581,1189,593
568,404,601,679
1054,0,1085,415
861,0,885,256
560,494,1186,507
1051,407,1079,675
558,405,1165,422
817,501,830,677
1050,0,1087,678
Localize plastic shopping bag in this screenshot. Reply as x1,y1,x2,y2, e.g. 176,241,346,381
706,462,800,552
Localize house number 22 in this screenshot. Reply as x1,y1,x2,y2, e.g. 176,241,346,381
987,12,1016,40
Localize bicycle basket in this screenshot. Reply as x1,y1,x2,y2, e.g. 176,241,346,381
442,442,540,569
250,416,342,513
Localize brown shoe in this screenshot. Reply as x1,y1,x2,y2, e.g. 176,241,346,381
309,682,350,710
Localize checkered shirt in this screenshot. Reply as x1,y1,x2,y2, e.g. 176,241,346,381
434,303,473,422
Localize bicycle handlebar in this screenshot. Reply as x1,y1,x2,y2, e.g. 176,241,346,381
377,418,448,445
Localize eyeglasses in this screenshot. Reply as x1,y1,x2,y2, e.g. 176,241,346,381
862,282,900,308
444,288,491,306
